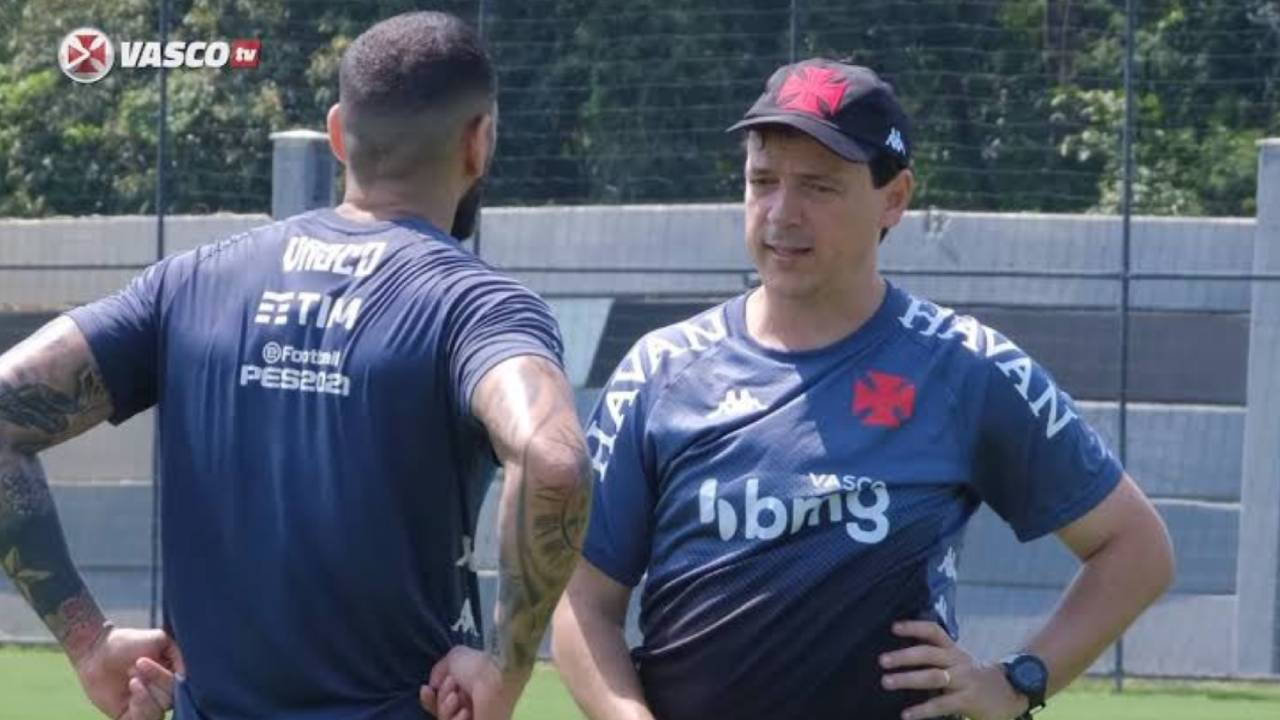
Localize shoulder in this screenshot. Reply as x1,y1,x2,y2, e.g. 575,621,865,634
891,290,1024,376
384,225,533,296
617,302,731,394
150,218,295,292
588,302,731,434
198,216,295,266
893,290,1084,440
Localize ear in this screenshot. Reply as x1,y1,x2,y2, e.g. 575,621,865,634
461,112,496,180
326,104,347,165
879,168,915,231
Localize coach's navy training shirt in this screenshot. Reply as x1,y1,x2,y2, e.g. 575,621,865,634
582,282,1122,720
68,209,563,719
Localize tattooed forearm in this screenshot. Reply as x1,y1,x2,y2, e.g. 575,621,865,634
0,461,106,659
533,482,588,556
491,432,591,671
474,356,591,675
0,317,114,660
44,591,109,660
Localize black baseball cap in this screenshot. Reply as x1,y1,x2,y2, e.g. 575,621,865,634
728,58,912,166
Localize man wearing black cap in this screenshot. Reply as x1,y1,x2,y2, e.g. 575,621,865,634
549,59,1173,720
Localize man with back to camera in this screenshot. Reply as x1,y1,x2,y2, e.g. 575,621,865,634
0,11,589,720
548,58,1174,720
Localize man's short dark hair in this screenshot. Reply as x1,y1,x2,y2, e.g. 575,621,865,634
339,11,495,183
868,153,907,190
744,126,905,189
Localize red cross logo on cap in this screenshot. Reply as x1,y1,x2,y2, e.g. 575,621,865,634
59,27,114,84
853,370,916,429
778,66,848,118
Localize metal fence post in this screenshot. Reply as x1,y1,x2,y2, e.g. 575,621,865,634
149,0,171,633
269,130,336,220
1113,0,1137,690
1236,139,1280,676
790,0,798,63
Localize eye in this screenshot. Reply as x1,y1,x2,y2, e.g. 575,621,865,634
749,176,778,187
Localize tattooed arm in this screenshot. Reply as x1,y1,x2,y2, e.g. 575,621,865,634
0,318,113,657
0,317,176,719
476,355,590,677
420,354,590,720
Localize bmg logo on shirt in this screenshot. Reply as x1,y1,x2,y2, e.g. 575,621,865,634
697,474,890,544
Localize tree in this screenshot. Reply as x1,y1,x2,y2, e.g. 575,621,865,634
1,0,1277,217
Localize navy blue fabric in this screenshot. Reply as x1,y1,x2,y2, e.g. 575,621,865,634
68,208,563,719
582,282,1121,720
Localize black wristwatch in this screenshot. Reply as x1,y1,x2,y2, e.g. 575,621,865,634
999,653,1048,719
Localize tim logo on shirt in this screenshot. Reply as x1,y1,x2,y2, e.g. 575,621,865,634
853,370,915,428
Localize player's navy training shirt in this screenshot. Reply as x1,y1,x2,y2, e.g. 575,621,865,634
582,281,1122,720
68,209,563,719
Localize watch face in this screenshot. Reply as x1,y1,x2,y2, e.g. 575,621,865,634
1013,657,1047,692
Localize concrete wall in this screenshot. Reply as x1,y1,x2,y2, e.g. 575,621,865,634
0,208,1255,311
0,203,1275,680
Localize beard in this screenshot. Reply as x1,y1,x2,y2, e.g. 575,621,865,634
451,178,486,239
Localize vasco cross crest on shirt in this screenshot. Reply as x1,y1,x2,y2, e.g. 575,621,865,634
852,370,915,429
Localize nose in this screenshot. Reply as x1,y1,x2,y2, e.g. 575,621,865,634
767,182,803,229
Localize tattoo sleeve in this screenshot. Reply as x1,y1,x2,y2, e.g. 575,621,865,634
0,317,114,661
473,355,592,675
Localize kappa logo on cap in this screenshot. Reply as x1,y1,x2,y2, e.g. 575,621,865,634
886,127,906,154
777,66,848,119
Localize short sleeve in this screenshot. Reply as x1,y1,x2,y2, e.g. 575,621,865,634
581,343,657,587
970,338,1124,542
65,260,170,425
448,272,565,420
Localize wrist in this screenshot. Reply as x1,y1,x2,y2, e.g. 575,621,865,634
1005,678,1032,719
978,663,1026,716
998,652,1048,718
498,665,533,694
481,648,532,707
52,591,112,668
485,637,535,688
66,619,113,669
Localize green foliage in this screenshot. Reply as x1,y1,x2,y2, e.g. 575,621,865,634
0,0,1276,217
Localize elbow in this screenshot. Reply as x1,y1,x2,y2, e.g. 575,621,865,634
1117,481,1176,602
1128,504,1175,603
1090,501,1175,606
524,430,592,497
518,431,592,553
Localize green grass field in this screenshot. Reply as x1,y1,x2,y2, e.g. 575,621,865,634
3,646,1279,719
